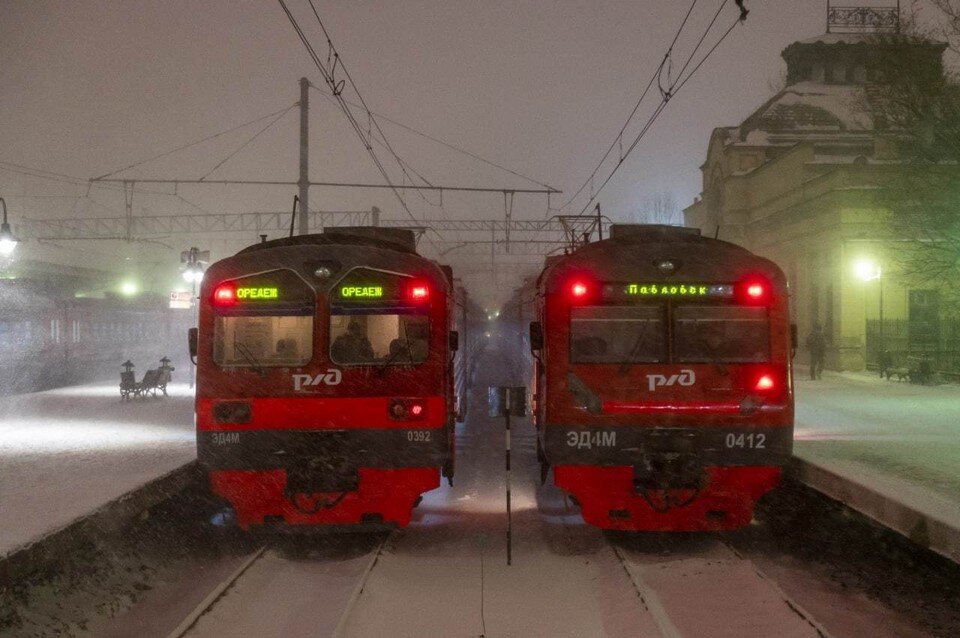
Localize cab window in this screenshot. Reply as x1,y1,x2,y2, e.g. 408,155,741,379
329,312,429,366
211,269,315,368
570,305,666,364
672,305,770,363
213,315,313,367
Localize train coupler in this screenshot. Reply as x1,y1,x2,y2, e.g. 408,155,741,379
632,454,706,512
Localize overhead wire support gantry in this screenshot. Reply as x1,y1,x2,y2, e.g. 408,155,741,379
87,177,557,196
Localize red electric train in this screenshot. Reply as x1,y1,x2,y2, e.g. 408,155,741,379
529,224,794,531
191,227,466,530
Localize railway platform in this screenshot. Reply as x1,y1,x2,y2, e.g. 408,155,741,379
0,382,195,558
793,369,960,562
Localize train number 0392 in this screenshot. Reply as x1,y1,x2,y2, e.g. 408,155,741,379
407,430,432,442
724,432,765,449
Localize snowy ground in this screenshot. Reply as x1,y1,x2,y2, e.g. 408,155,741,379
794,368,960,504
128,343,935,638
0,382,195,557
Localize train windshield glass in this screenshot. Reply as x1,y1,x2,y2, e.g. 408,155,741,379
213,315,313,367
329,312,429,366
673,305,770,363
570,305,666,363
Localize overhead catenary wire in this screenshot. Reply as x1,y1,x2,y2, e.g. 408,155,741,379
575,5,746,215
302,0,437,205
199,104,297,181
308,83,558,192
555,0,701,214
0,161,169,195
275,0,428,229
92,104,298,181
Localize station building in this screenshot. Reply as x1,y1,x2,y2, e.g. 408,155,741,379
684,31,949,371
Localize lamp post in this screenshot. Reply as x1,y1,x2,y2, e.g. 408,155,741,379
181,247,208,389
0,198,21,257
855,259,883,369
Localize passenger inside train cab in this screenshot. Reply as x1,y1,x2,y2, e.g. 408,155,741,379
330,318,375,363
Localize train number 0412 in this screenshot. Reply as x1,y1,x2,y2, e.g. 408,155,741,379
724,432,766,449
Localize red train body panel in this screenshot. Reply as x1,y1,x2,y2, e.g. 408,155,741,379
530,225,794,531
194,228,464,530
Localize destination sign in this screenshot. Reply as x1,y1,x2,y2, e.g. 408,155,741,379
622,283,733,297
339,285,384,298
236,287,279,300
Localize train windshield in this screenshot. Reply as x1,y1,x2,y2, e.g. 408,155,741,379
570,305,666,363
213,315,313,367
673,305,770,363
329,312,429,366
211,269,315,368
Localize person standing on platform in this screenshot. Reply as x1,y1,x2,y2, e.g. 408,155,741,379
806,324,826,380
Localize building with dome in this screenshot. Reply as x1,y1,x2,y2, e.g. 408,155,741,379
684,22,948,371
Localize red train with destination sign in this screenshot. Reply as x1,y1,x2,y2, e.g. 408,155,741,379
191,227,470,530
529,224,795,531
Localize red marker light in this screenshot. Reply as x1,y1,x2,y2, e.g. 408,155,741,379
747,283,764,299
407,282,430,301
755,374,775,391
213,284,236,305
570,282,589,298
410,403,424,417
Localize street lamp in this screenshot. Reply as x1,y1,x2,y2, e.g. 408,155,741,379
0,198,21,257
180,247,209,389
181,263,204,283
854,258,884,370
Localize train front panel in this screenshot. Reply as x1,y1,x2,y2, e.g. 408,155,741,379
533,232,794,531
195,246,454,530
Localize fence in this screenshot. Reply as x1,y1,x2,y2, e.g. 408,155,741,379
865,318,960,375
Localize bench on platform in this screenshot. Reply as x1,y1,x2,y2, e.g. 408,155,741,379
120,359,174,400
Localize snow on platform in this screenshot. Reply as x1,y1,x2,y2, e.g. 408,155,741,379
0,382,195,558
794,370,960,561
338,344,825,637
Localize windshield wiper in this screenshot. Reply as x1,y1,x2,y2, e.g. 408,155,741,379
377,339,416,377
619,321,654,375
235,342,266,377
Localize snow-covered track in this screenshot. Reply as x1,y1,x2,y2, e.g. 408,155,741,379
167,533,390,638
609,535,831,638
166,545,268,638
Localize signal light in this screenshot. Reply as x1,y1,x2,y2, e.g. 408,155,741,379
755,375,775,391
213,284,236,305
388,398,426,420
570,281,589,299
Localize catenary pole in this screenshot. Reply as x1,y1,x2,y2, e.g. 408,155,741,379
505,388,513,566
298,77,310,235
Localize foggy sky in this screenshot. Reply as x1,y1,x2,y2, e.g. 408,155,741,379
0,1,836,214
0,1,866,302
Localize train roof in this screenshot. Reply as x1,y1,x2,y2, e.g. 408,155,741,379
237,227,418,255
207,226,448,294
538,224,784,288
